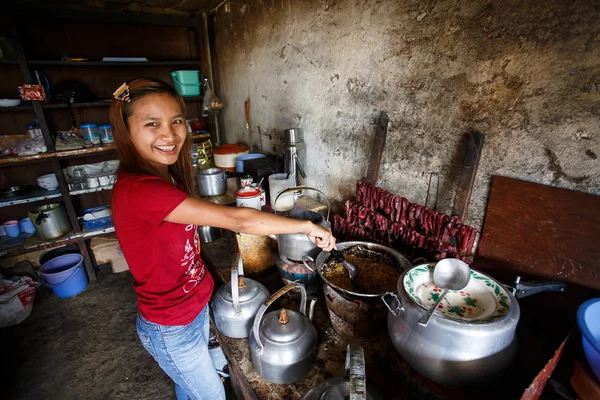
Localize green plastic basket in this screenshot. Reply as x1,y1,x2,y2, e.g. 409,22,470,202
171,70,201,97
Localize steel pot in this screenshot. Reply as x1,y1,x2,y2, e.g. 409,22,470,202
28,203,71,240
381,265,565,386
196,168,247,197
249,283,318,384
211,253,270,338
269,186,331,261
198,225,222,243
303,242,413,338
303,344,383,400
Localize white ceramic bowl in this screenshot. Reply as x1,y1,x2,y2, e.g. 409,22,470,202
0,99,22,107
37,173,59,190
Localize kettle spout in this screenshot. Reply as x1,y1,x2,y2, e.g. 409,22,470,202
308,297,317,322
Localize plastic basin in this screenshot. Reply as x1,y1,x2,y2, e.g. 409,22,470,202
577,298,600,381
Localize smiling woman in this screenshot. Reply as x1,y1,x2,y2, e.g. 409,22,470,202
108,77,336,400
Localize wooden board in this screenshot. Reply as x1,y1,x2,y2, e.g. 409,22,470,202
451,131,484,222
476,175,600,290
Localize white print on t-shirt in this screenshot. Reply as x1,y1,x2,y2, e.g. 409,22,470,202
182,224,205,293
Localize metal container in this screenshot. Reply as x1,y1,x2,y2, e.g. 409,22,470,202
304,241,412,338
381,267,520,386
196,168,227,196
283,128,306,187
269,186,331,262
198,225,222,244
211,254,270,338
28,203,72,240
303,344,383,400
249,283,318,384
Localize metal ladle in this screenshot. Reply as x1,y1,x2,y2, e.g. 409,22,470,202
329,248,359,282
417,258,471,327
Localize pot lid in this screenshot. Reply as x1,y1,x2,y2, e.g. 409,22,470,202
402,264,512,324
222,277,264,303
260,309,309,343
235,187,261,197
214,143,249,155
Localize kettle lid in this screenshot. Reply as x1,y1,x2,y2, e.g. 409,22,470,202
222,277,264,303
260,309,309,343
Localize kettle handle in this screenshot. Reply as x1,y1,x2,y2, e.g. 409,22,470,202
346,344,367,400
231,254,244,316
252,283,308,354
273,186,330,222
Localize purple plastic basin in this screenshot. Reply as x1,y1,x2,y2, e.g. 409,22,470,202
577,298,600,381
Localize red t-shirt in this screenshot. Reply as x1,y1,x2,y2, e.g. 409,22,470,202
111,172,214,326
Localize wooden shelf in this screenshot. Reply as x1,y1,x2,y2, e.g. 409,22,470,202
0,60,19,64
0,226,115,258
28,60,202,66
40,96,203,110
70,185,113,196
0,188,62,208
0,104,33,112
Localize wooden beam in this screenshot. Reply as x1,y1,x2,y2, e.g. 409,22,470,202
451,131,485,222
364,111,389,185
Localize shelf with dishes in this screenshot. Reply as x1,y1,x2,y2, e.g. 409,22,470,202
27,60,203,67
0,225,115,258
0,187,62,208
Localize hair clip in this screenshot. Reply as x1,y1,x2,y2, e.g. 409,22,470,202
113,83,131,102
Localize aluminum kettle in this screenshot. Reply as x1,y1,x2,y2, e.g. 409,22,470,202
211,253,269,338
249,283,318,384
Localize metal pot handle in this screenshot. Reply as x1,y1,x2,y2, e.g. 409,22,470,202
231,255,242,316
252,283,308,354
411,257,428,266
302,255,316,272
273,186,330,222
35,212,48,226
346,344,367,400
381,292,404,317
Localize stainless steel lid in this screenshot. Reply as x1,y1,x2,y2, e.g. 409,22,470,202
261,309,307,343
197,167,225,176
284,128,304,144
223,278,264,303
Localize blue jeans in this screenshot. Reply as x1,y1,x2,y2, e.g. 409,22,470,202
136,306,226,400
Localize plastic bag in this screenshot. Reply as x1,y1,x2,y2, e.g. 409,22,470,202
201,79,223,117
0,273,38,328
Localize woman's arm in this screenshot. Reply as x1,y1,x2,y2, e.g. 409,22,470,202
165,197,336,250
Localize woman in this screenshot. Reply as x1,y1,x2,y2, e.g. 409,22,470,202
110,77,336,400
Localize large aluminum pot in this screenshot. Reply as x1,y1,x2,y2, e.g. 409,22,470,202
211,254,270,338
196,168,228,196
381,265,520,386
249,283,318,384
269,186,331,261
29,203,71,240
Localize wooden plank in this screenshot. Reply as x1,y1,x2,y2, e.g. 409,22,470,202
452,131,484,222
364,111,389,185
476,175,600,290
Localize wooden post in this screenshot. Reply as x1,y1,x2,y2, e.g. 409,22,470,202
451,131,485,222
364,111,389,185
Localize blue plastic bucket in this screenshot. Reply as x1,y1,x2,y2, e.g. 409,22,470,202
40,254,88,298
171,70,201,97
236,153,266,173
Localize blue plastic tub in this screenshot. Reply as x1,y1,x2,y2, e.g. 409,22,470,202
235,153,266,172
577,298,600,381
40,254,88,298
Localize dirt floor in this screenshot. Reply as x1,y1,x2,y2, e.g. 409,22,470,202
1,265,176,400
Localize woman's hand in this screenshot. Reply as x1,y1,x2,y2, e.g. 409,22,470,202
305,222,336,252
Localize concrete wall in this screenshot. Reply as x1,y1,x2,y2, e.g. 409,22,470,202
212,0,600,229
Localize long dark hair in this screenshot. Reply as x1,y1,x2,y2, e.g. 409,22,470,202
109,77,195,196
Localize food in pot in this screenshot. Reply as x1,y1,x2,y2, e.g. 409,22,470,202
323,253,400,294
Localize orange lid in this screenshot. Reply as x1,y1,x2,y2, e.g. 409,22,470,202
235,187,261,197
214,143,249,155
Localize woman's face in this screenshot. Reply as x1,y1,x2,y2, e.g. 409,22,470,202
127,93,187,168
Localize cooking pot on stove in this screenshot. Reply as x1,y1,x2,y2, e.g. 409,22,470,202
268,186,331,261
249,283,318,384
381,263,566,385
211,253,269,338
